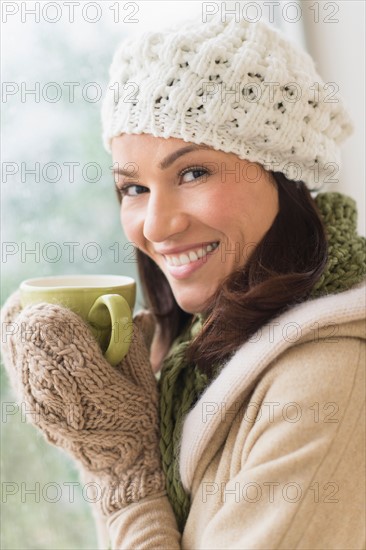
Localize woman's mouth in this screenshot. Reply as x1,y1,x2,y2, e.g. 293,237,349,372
163,241,220,279
164,241,219,266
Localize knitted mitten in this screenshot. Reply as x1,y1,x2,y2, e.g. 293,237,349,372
0,291,166,517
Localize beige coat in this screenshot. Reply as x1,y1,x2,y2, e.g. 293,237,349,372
97,280,366,549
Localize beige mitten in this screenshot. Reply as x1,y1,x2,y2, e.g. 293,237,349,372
0,290,166,517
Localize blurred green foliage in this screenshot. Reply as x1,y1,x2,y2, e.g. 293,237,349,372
1,16,142,550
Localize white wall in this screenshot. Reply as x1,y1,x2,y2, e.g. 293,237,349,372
301,0,365,235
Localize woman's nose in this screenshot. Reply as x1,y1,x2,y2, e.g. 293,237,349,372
143,189,190,243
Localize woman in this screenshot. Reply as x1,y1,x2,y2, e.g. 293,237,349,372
1,15,365,550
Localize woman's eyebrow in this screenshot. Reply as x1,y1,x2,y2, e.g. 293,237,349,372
112,144,213,176
158,144,213,169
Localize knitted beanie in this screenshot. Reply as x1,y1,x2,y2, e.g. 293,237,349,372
101,14,353,189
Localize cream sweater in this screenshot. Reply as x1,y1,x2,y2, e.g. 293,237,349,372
99,280,366,549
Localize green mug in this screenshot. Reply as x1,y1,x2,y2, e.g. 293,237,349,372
19,274,136,366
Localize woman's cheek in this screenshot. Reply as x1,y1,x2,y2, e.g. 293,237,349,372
120,209,140,244
191,183,229,219
201,188,236,224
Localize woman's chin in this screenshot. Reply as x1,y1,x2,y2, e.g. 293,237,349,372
174,293,212,315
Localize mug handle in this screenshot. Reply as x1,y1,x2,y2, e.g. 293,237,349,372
88,294,132,366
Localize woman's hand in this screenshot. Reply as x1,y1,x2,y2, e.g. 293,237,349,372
0,290,166,517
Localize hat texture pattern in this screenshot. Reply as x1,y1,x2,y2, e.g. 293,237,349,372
101,15,353,189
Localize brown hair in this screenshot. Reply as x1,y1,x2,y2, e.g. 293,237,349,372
130,172,328,376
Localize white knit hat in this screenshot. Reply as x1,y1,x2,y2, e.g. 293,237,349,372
101,15,353,189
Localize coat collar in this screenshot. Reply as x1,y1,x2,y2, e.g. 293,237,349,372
179,280,366,492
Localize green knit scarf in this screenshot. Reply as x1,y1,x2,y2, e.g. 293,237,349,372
157,192,366,532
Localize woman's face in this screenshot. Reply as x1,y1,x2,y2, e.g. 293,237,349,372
112,134,279,314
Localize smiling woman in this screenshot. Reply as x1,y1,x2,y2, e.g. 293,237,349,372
1,11,366,550
112,134,279,318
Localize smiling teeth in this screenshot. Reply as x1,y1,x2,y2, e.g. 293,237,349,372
165,242,219,266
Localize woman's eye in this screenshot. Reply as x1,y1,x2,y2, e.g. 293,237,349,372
115,166,210,199
180,167,209,183
117,184,148,197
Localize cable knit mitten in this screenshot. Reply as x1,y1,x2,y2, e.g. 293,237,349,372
0,290,166,517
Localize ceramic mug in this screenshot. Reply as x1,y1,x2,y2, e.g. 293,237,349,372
19,274,136,366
